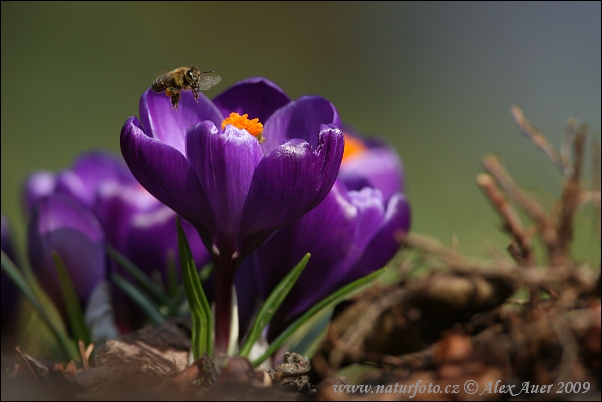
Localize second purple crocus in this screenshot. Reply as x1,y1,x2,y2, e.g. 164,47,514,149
248,128,411,340
24,151,210,332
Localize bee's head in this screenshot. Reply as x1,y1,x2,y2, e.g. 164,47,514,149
186,66,202,89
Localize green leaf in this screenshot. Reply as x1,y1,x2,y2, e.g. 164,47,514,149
177,217,212,359
238,253,310,358
1,250,79,361
251,267,386,368
52,252,91,345
111,272,165,325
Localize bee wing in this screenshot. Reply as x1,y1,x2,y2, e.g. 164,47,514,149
198,72,222,90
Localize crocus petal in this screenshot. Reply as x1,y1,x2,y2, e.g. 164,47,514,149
54,169,91,207
262,96,342,154
186,122,264,253
238,126,345,255
120,116,214,239
339,145,405,200
23,171,57,214
52,152,139,209
351,192,411,277
69,150,138,192
139,88,223,155
93,181,156,249
28,194,105,313
212,77,291,124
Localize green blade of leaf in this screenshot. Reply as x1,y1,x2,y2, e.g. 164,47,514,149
1,250,79,361
111,272,165,325
106,246,171,307
52,252,91,345
251,267,386,368
177,217,212,359
238,253,310,358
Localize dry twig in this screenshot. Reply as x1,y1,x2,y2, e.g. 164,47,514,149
511,104,571,176
476,173,533,265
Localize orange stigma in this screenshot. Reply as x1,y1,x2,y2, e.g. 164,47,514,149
342,132,366,162
222,112,265,143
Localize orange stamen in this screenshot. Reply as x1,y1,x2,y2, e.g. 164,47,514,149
342,132,367,162
222,112,265,143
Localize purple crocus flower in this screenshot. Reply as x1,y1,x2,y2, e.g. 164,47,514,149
1,214,20,329
120,77,345,355
249,128,411,340
24,151,210,283
24,151,210,332
28,194,106,318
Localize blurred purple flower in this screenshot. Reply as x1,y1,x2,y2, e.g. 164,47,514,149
24,151,210,332
120,77,345,354
24,151,209,284
1,214,20,328
28,194,106,318
248,129,411,340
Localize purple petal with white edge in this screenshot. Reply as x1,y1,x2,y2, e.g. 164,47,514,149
28,194,105,313
55,170,91,207
186,122,263,253
70,150,138,190
23,171,57,214
139,88,223,155
238,126,344,256
261,96,342,154
339,145,405,200
212,77,291,125
28,152,137,213
92,180,157,249
120,116,214,240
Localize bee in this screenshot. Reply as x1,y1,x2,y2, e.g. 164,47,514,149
151,66,222,111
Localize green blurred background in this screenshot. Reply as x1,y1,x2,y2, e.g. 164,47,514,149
2,2,600,262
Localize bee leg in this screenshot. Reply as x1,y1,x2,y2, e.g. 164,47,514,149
170,92,180,111
192,89,200,103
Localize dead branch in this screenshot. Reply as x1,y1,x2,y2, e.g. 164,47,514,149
511,104,570,176
482,155,557,249
476,173,533,265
